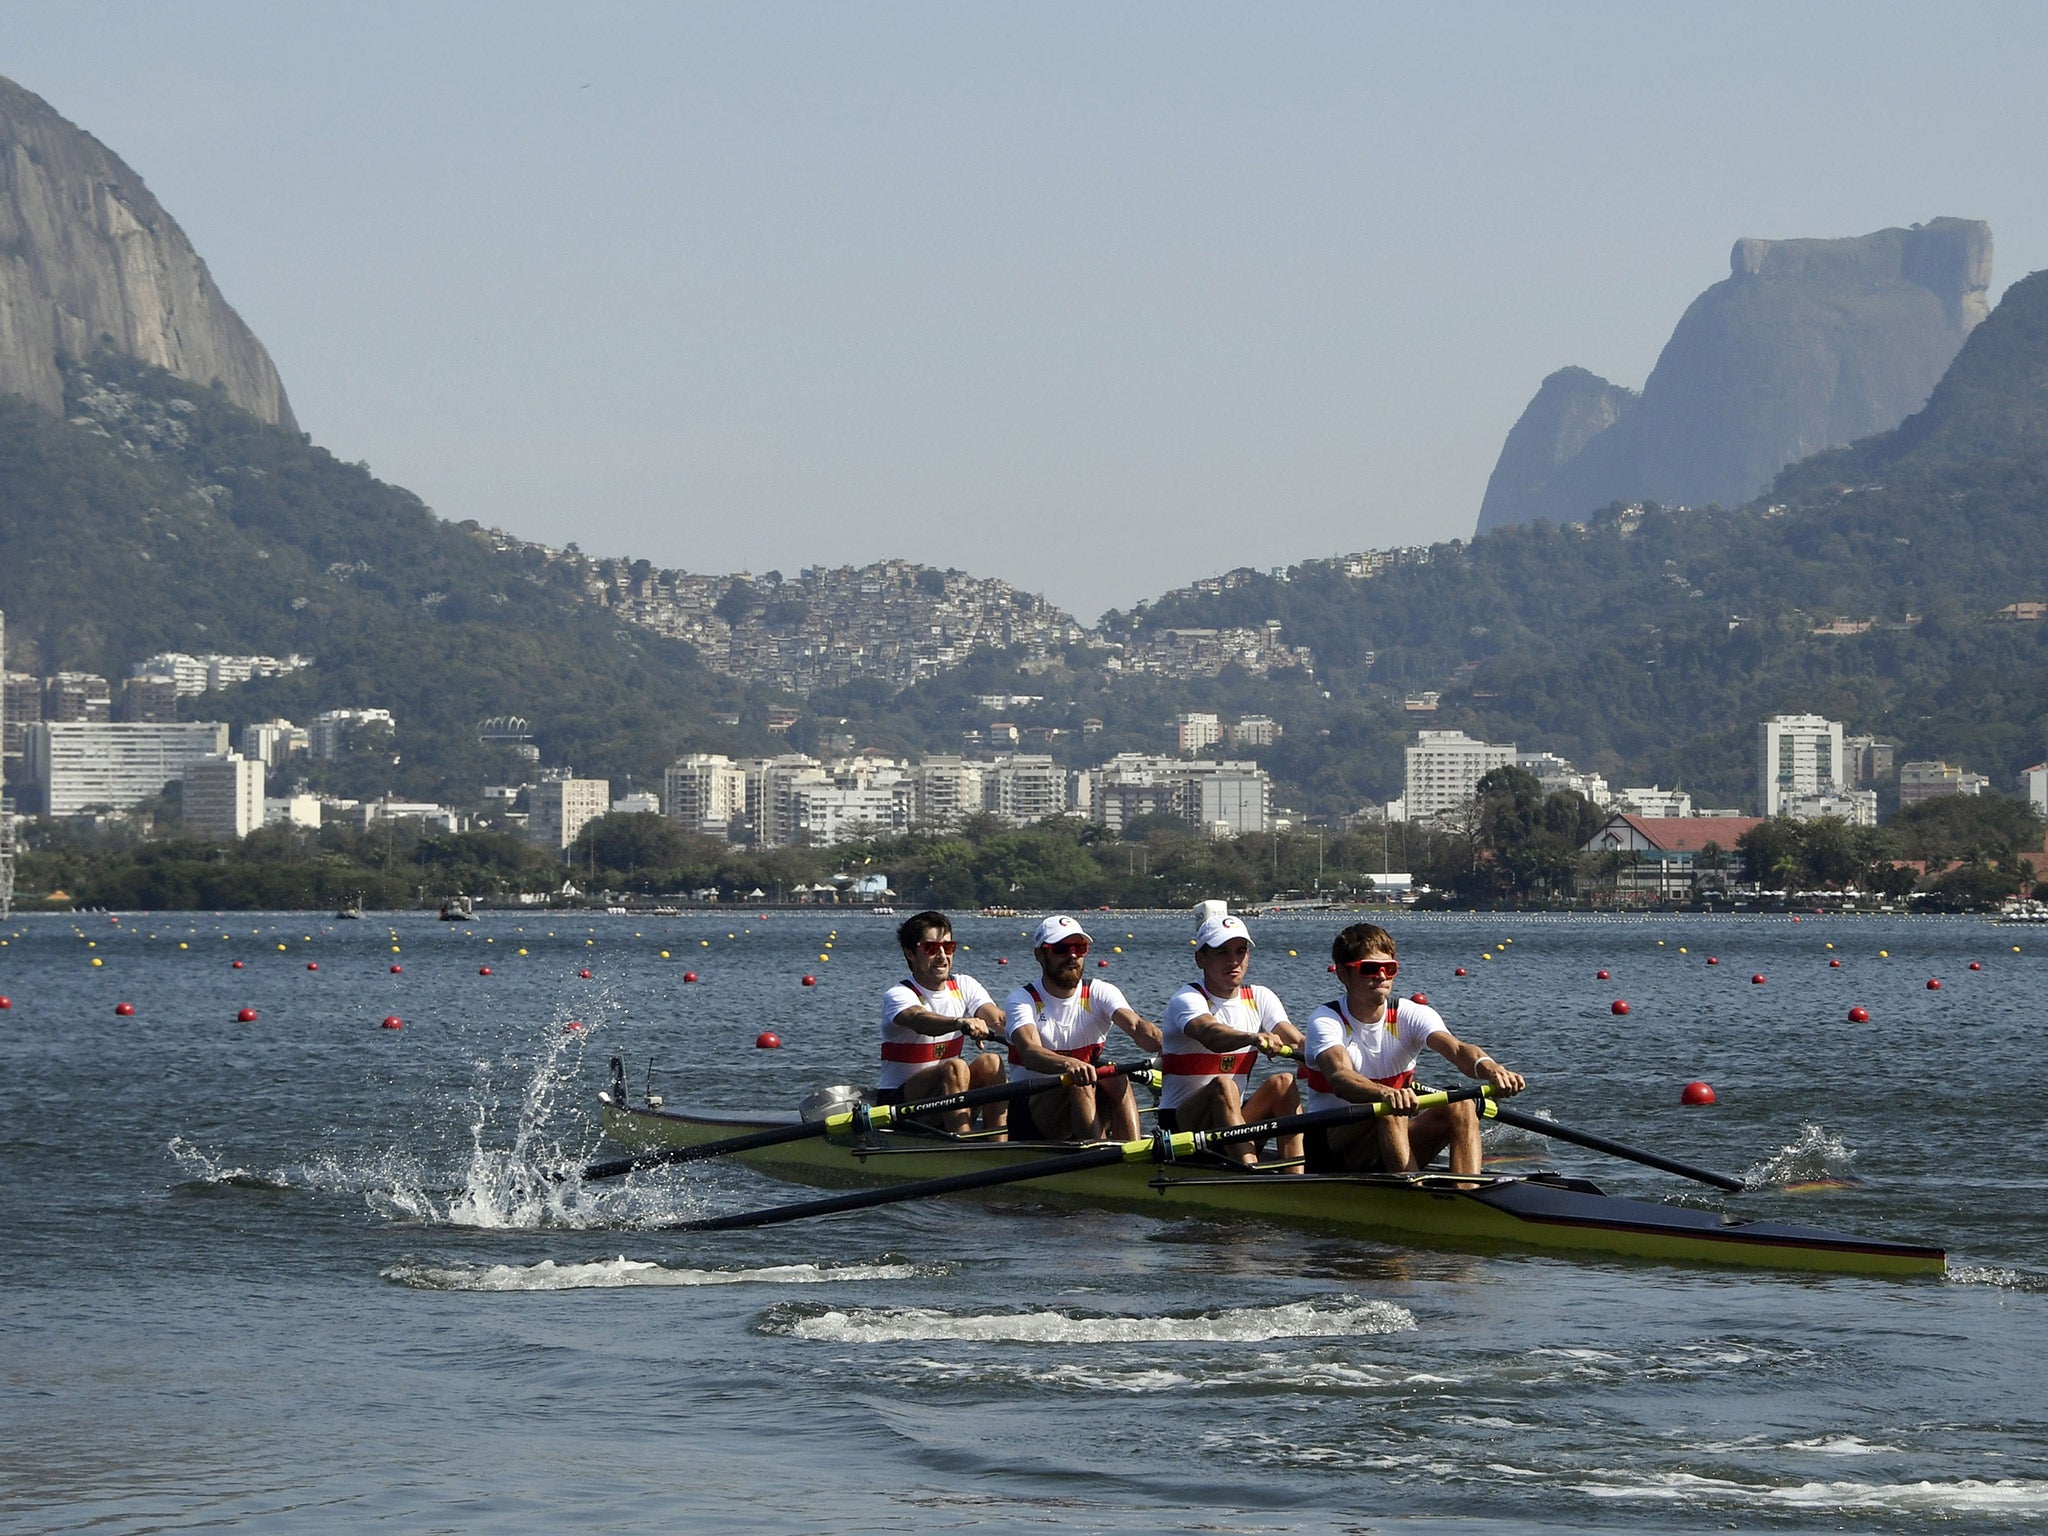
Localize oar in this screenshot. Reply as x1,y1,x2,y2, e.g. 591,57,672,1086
578,1060,1160,1182
665,1086,1492,1233
1484,1102,1745,1192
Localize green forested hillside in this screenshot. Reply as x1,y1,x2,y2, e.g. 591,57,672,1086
0,355,752,799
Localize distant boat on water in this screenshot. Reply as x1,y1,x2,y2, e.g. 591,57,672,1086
438,895,475,921
334,891,366,920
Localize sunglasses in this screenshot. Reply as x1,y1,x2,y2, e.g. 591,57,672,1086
917,939,958,957
1338,958,1399,978
1045,938,1092,958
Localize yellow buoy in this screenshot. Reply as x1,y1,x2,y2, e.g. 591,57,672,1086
91,957,103,967
1879,950,1889,958
660,950,671,959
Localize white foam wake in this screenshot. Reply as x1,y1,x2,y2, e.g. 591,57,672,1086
1742,1123,1857,1188
760,1296,1415,1345
1577,1472,2048,1514
384,1256,925,1291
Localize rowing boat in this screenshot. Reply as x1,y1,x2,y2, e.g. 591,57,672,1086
597,1091,1945,1278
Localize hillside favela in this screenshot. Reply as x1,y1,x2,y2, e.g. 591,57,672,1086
5,19,2048,1536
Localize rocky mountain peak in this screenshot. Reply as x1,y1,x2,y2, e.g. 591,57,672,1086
0,75,294,430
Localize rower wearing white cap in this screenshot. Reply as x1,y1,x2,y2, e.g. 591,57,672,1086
1003,915,1163,1141
1156,911,1306,1167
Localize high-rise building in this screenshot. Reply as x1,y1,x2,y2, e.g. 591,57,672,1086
1844,735,1897,784
26,721,231,815
183,753,265,840
116,675,180,723
792,781,909,844
1187,762,1271,836
45,672,111,722
1228,715,1281,749
1404,730,1516,822
744,755,829,847
310,708,395,761
1616,786,1692,819
1897,761,1989,808
1515,751,1611,807
1760,714,1845,817
2,669,39,760
912,756,986,830
983,754,1067,824
1173,712,1222,754
1085,753,1272,836
241,720,309,770
1783,789,1880,826
528,775,612,853
664,754,749,837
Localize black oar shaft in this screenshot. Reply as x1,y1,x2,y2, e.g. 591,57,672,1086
582,1061,1152,1182
666,1087,1489,1233
1489,1103,1745,1192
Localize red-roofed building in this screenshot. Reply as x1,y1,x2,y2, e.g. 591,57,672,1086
1583,813,1764,897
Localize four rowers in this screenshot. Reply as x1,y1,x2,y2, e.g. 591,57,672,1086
873,907,1527,1171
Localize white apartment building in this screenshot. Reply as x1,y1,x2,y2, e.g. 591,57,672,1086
983,754,1067,824
614,791,661,816
1760,713,1844,817
136,652,313,696
311,708,395,761
27,721,231,815
264,794,322,830
1617,785,1692,819
913,756,986,830
1783,789,1880,827
665,754,749,838
1404,730,1516,823
1229,715,1281,749
1515,751,1611,807
529,776,612,852
1173,712,1223,754
1191,763,1272,836
1898,760,1990,808
746,755,830,848
1087,753,1273,836
2022,763,2048,817
793,781,910,844
241,719,309,770
183,753,265,840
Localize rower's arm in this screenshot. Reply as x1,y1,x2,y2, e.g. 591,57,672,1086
890,1004,977,1038
1315,1044,1409,1105
1428,1032,1526,1095
1110,1007,1163,1053
968,1001,1007,1042
1182,1011,1262,1053
1006,1022,1092,1079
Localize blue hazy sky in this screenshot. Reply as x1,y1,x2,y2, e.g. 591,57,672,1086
6,3,2046,619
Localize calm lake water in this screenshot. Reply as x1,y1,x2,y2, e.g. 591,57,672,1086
2,907,2043,1534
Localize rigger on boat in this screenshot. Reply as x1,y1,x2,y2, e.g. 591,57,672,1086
588,906,1947,1279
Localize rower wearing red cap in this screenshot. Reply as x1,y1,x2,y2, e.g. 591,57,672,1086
1003,915,1162,1141
1156,910,1305,1168
1300,921,1526,1175
878,910,1009,1136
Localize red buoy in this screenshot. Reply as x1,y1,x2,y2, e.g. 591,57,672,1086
391,964,403,973
479,966,492,976
1927,978,1942,990
1327,964,1338,973
997,957,1008,965
0,996,10,1009
236,1008,258,1022
1596,969,1610,980
579,968,593,979
1410,991,1429,1004
1680,1081,1717,1106
801,975,817,986
1969,961,1983,970
756,1031,782,1048
1097,958,1108,967
565,1020,583,1031
1706,957,1719,965
307,961,319,971
114,1002,135,1016
1848,1006,1870,1023
1829,959,1842,968
683,971,698,982
1611,1000,1630,1015
1751,974,1766,985
1455,967,1468,976
381,1016,404,1030
232,960,245,969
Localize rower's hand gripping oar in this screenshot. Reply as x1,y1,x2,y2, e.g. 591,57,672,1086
577,1059,1161,1183
664,1086,1493,1233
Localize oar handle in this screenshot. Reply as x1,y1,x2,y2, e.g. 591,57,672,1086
1487,1102,1746,1193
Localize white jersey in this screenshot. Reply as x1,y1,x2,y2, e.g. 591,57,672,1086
1003,979,1131,1083
877,972,995,1091
1298,995,1447,1113
1157,981,1290,1110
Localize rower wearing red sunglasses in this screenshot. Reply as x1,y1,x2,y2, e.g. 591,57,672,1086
878,910,1010,1136
1003,915,1163,1141
1299,921,1526,1175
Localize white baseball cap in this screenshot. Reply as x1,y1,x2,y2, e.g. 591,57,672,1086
1195,914,1254,950
1032,915,1092,948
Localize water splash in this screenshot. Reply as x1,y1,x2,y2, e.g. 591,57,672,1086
384,1256,929,1291
1742,1124,1858,1190
165,1136,292,1192
1949,1264,2048,1292
758,1295,1415,1345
